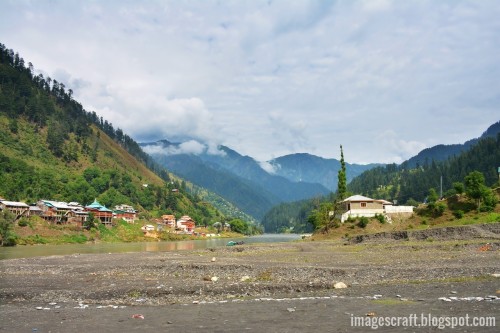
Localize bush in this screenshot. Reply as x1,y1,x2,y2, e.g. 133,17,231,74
375,214,385,224
18,218,30,227
433,202,447,217
357,216,369,228
453,210,464,219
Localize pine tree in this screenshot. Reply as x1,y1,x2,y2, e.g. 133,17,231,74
337,145,347,200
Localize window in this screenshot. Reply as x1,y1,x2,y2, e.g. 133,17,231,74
361,202,367,208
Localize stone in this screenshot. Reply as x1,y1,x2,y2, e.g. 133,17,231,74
211,257,216,262
333,282,347,289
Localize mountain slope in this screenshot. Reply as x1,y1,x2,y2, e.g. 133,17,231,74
0,43,224,225
141,141,330,220
405,121,500,168
268,153,381,191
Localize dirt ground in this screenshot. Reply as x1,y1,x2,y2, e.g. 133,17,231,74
1,238,499,332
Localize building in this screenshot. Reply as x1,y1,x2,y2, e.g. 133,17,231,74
37,200,87,225
161,214,176,228
338,195,413,223
176,215,196,233
85,199,113,226
113,204,137,223
0,200,30,219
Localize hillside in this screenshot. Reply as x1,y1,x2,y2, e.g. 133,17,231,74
405,121,500,168
268,153,380,191
0,43,225,228
141,140,330,220
348,130,500,203
262,123,500,233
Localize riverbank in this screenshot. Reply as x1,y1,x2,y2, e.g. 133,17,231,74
1,236,499,332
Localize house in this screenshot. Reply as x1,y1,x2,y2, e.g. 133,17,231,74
37,200,87,225
176,215,196,234
338,195,413,223
113,204,137,223
161,214,176,228
85,199,113,226
0,200,30,219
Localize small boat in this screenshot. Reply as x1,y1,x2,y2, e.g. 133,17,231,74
226,240,245,246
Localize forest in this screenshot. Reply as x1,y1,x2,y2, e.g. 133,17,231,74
0,43,231,228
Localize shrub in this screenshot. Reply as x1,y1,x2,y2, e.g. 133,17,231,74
18,218,30,227
453,210,464,219
357,216,369,228
375,214,385,224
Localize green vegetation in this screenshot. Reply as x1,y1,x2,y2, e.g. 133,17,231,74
0,210,17,246
0,43,260,246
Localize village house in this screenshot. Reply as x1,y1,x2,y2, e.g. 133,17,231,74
0,200,30,219
338,195,414,223
85,199,113,226
37,200,88,225
161,214,176,228
176,215,196,234
113,204,137,223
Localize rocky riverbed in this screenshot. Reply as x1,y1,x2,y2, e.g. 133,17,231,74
1,233,499,332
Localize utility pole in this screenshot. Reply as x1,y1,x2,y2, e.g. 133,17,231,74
440,175,443,199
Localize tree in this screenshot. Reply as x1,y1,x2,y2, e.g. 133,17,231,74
453,182,465,195
464,171,488,210
337,145,347,200
0,210,17,246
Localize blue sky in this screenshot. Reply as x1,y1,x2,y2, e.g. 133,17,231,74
1,0,499,164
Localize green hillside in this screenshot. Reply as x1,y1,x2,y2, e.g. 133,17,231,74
0,43,230,237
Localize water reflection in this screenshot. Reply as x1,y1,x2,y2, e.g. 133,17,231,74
0,234,302,260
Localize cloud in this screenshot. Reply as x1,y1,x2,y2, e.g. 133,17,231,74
142,139,226,157
258,161,279,174
1,0,499,164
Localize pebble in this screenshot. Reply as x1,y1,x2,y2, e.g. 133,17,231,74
287,308,296,312
240,276,251,282
333,282,347,289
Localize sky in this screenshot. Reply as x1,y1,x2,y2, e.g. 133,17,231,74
1,0,499,165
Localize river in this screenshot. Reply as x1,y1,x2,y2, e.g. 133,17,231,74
0,234,303,260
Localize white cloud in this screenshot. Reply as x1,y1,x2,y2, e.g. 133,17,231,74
1,0,499,164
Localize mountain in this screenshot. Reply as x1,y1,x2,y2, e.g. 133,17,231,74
348,122,500,203
262,121,500,232
405,121,500,168
268,153,381,191
141,141,331,220
0,43,225,226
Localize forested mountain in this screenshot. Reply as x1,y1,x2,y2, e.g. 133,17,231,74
262,123,500,232
0,43,227,226
141,140,330,219
405,121,500,168
348,132,500,203
268,153,381,191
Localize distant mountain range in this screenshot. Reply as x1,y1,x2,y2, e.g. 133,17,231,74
405,121,500,168
140,141,379,220
142,120,499,222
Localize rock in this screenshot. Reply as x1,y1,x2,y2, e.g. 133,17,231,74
211,257,216,262
491,273,500,278
240,275,251,282
211,276,219,282
333,282,347,289
287,308,296,312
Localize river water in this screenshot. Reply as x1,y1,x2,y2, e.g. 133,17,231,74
0,234,303,260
